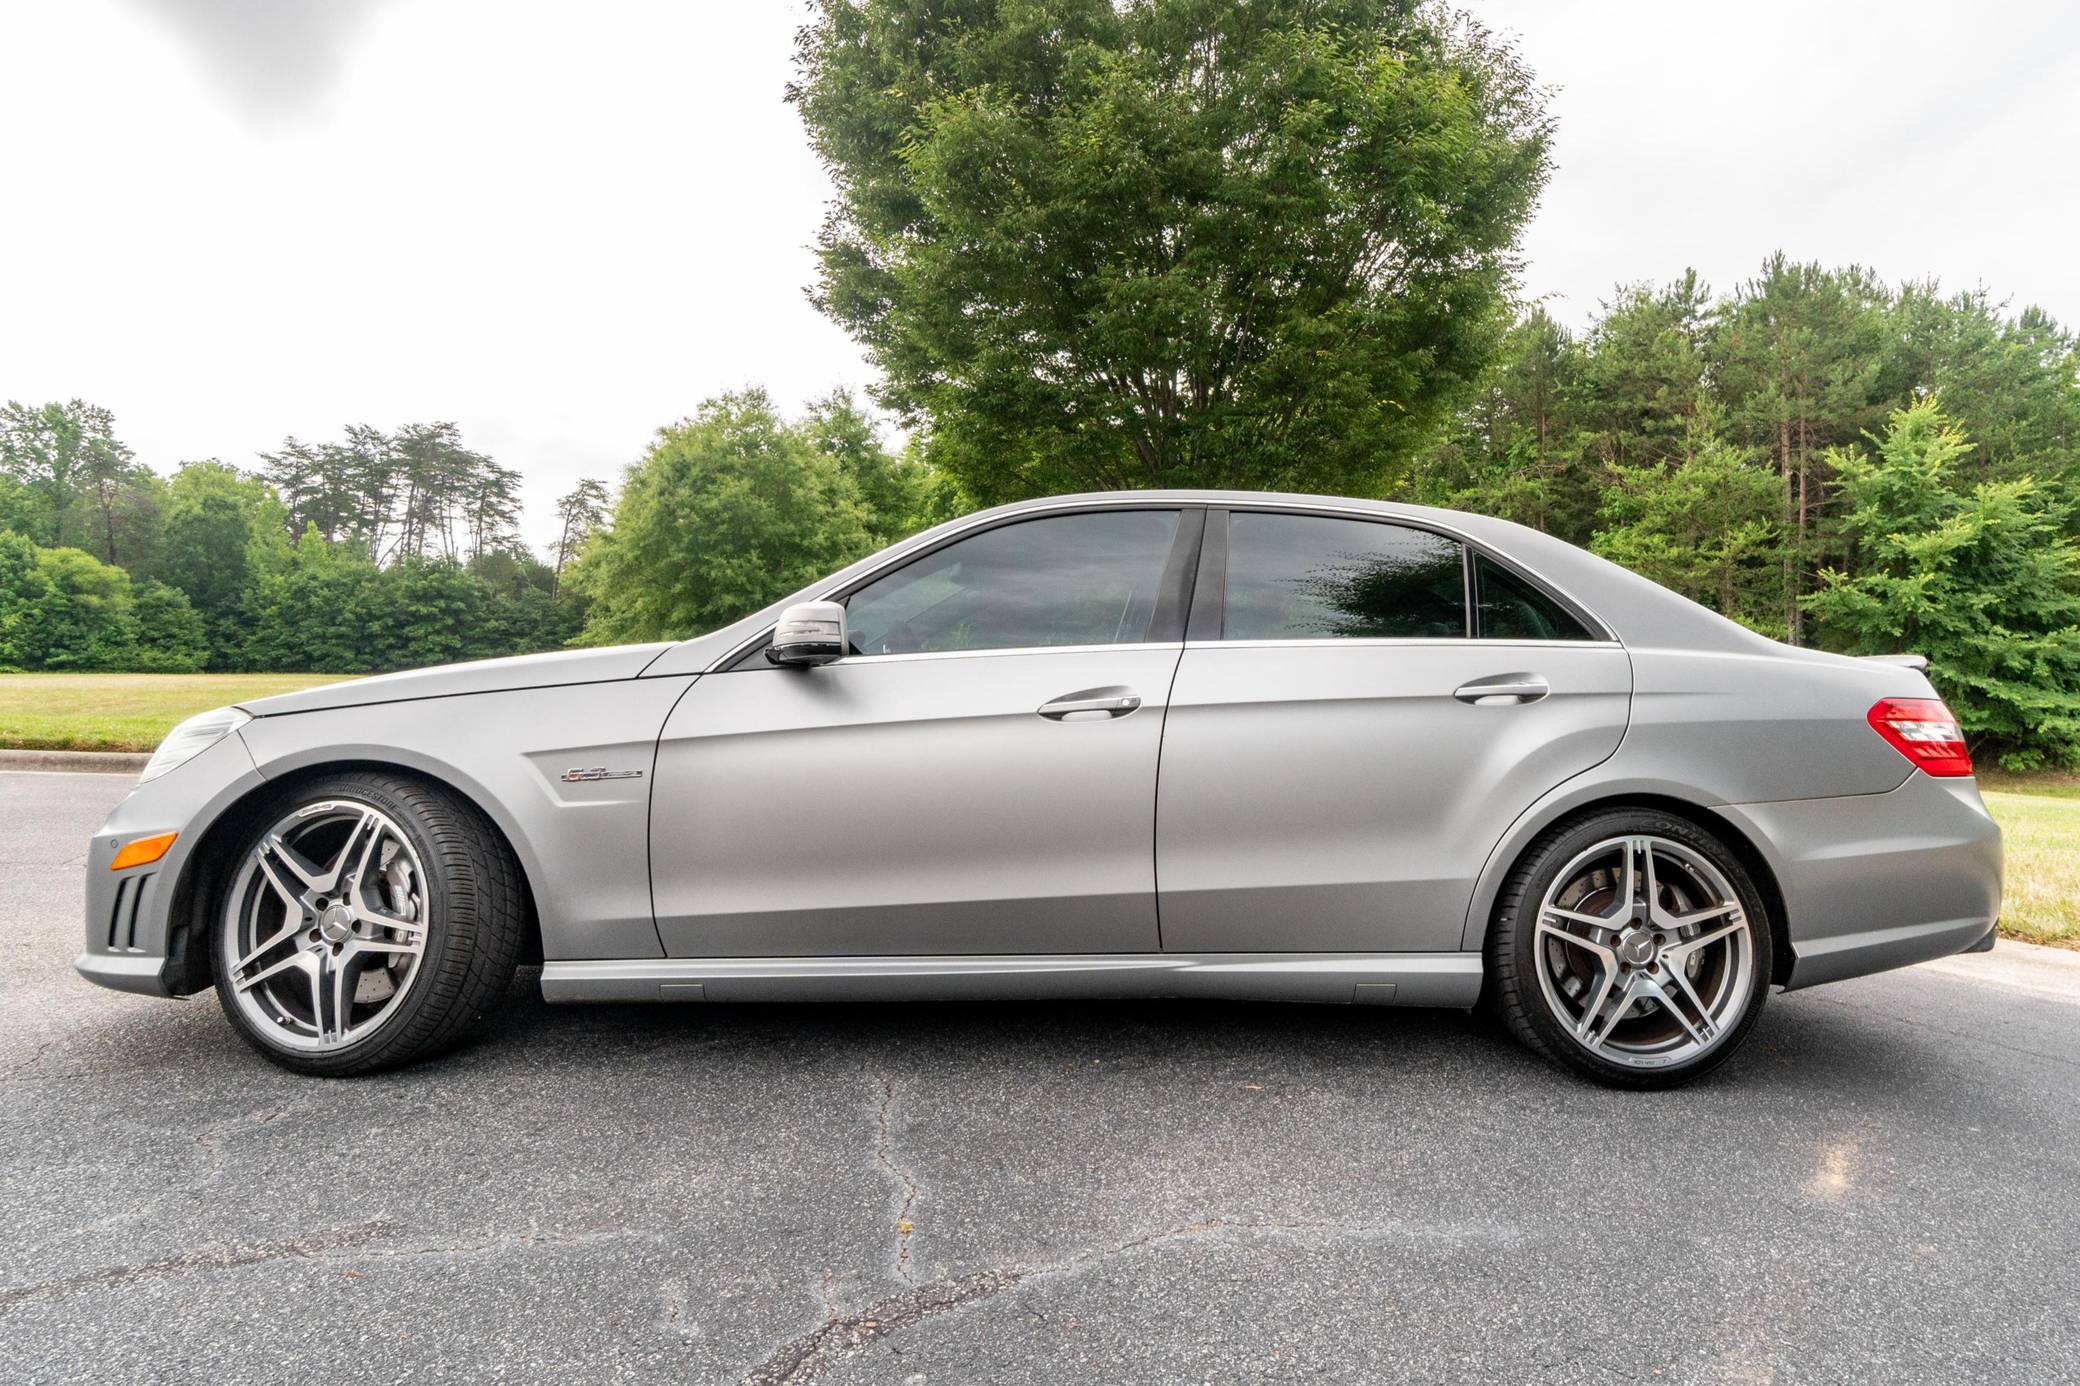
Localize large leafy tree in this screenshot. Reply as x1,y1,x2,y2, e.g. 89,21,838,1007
801,390,952,545
792,0,1551,502
1805,399,2080,768
154,461,289,669
1592,416,1788,636
571,390,875,643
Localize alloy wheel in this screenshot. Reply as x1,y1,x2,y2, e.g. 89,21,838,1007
220,799,430,1052
1531,834,1756,1071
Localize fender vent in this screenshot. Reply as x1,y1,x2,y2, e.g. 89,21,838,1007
107,873,153,952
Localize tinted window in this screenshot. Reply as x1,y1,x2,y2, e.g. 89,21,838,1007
1474,553,1593,641
1221,513,1466,640
844,510,1181,655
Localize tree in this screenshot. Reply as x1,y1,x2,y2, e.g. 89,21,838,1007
30,546,140,670
791,0,1552,502
551,478,611,593
1573,272,1713,474
1592,417,1788,636
155,461,289,669
1710,255,1895,643
244,528,388,673
131,580,210,672
1889,284,2080,493
0,399,135,552
376,557,491,669
0,531,53,669
1805,400,2080,768
1405,307,1588,539
801,390,952,545
570,390,874,643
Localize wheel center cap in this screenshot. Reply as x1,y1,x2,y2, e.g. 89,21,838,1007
317,903,357,944
1618,929,1657,966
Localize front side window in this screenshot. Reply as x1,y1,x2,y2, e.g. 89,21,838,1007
1220,512,1467,640
844,510,1181,656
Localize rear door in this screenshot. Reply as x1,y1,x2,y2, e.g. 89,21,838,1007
1156,508,1632,953
650,506,1199,958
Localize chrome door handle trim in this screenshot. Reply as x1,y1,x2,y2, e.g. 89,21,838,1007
1453,678,1549,705
1038,693,1143,719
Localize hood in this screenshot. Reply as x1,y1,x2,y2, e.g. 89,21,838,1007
236,643,677,718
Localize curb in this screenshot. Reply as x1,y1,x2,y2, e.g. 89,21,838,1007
1922,936,2080,1001
0,749,151,775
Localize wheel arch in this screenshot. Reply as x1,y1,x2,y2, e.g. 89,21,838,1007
1460,782,1792,986
161,756,544,995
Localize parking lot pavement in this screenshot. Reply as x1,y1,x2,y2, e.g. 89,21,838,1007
3,769,2077,1385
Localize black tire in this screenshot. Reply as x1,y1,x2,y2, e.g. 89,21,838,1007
1485,808,1773,1090
210,771,525,1076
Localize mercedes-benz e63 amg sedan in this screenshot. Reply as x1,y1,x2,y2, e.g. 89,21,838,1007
79,491,2001,1087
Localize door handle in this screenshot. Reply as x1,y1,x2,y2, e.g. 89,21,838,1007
1454,675,1549,706
1038,690,1143,720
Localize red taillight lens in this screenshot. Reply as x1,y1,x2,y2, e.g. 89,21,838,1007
1867,698,1973,777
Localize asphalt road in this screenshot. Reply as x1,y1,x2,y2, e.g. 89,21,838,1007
4,769,2078,1385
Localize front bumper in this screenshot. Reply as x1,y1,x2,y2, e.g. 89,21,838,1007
76,732,267,997
1714,771,2003,990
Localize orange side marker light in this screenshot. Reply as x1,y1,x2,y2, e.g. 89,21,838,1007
109,832,177,871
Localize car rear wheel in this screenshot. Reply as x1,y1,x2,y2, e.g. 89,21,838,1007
211,771,524,1076
1486,809,1772,1089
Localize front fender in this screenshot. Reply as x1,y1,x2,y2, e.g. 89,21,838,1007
232,675,697,963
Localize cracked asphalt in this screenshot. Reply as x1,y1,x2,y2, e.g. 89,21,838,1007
5,769,2079,1384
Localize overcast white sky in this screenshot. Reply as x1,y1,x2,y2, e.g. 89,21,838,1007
3,0,2076,551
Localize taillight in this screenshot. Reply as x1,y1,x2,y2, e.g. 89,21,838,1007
1867,698,1973,777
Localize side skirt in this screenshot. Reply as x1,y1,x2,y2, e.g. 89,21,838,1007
539,953,1483,1007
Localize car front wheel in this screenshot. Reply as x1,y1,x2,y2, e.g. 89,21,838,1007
1486,810,1772,1089
211,771,524,1076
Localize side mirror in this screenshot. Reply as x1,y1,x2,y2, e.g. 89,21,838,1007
766,600,848,668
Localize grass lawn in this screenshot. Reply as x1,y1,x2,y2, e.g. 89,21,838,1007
1981,790,2080,949
0,673,350,753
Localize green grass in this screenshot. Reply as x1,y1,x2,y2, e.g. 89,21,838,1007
2,672,2072,949
0,673,350,753
1979,769,2080,801
1981,790,2080,949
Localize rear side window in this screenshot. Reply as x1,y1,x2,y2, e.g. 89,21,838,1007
1473,553,1594,641
1220,513,1467,640
844,509,1181,655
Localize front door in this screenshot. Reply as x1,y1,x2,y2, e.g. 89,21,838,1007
650,507,1196,958
1156,509,1633,954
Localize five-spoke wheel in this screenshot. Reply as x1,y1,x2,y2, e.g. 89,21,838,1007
222,800,430,1051
1488,810,1771,1088
211,772,524,1076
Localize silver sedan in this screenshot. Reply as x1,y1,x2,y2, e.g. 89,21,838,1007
78,492,2002,1087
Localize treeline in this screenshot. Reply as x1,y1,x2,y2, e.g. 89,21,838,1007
1409,259,2080,635
1402,257,2080,765
0,404,610,674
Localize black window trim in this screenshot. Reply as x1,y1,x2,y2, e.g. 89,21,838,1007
1187,505,1615,647
717,502,1206,672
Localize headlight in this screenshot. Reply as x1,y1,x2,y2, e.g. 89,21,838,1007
139,707,251,784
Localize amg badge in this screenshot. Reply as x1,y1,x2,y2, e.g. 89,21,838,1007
560,767,645,783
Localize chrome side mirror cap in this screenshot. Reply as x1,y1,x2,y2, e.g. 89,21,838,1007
767,600,848,668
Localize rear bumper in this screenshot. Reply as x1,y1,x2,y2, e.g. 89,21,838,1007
1713,773,2003,990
